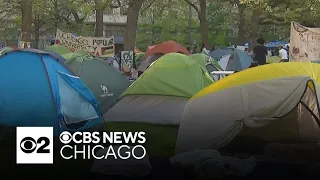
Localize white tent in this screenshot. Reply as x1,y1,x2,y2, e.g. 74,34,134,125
175,76,320,154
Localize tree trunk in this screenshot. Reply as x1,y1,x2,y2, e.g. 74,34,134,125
54,0,59,31
237,4,246,44
198,0,209,48
95,0,104,37
248,8,261,41
34,18,40,49
123,0,145,51
21,0,33,43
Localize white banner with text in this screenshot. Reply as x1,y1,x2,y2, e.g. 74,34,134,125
55,29,115,57
290,22,320,62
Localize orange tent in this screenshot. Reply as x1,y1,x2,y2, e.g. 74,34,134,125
147,45,156,52
145,41,190,57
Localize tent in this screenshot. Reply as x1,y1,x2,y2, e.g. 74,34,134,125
209,48,253,71
190,53,212,67
145,40,190,57
44,44,72,55
65,55,131,114
175,62,320,154
137,53,164,73
0,49,101,135
147,45,156,52
209,48,234,60
0,47,15,55
103,53,214,156
190,53,225,80
104,53,214,125
62,52,87,61
267,56,281,63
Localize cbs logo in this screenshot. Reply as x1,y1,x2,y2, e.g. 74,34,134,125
20,136,50,154
59,131,72,144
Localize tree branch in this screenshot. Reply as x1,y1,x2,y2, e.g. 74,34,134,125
140,0,156,15
184,0,199,13
109,0,122,8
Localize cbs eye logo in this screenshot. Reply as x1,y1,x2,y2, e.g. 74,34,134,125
59,131,72,144
20,136,50,154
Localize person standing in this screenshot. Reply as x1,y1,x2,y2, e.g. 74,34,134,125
201,43,210,55
253,38,268,65
278,45,289,62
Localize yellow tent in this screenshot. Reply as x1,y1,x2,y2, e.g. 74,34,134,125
176,62,320,153
266,56,281,63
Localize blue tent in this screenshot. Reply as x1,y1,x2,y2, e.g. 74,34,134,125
209,48,253,71
0,49,102,135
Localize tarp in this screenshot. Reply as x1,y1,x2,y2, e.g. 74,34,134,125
290,21,320,62
122,53,214,98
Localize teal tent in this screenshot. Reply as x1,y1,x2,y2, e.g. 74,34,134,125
65,55,131,114
209,48,253,71
0,47,13,55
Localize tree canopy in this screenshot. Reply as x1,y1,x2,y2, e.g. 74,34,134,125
0,0,319,49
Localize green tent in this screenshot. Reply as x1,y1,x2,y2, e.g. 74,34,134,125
44,45,71,55
74,50,88,55
123,53,214,97
62,52,87,61
190,53,223,81
267,56,281,63
0,47,13,55
190,53,207,68
103,53,214,156
65,55,131,114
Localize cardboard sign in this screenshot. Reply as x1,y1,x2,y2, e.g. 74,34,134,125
121,51,134,73
55,29,115,57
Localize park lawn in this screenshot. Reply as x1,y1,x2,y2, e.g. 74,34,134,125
105,122,179,157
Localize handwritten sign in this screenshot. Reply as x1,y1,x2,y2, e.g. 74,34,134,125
121,51,134,73
55,29,115,57
290,22,320,62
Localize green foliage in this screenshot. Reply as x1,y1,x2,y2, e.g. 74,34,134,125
1,0,320,48
136,0,201,49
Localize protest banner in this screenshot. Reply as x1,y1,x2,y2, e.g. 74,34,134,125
120,50,134,76
55,29,115,57
290,22,320,62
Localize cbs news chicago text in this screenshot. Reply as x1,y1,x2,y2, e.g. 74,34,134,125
16,127,147,164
